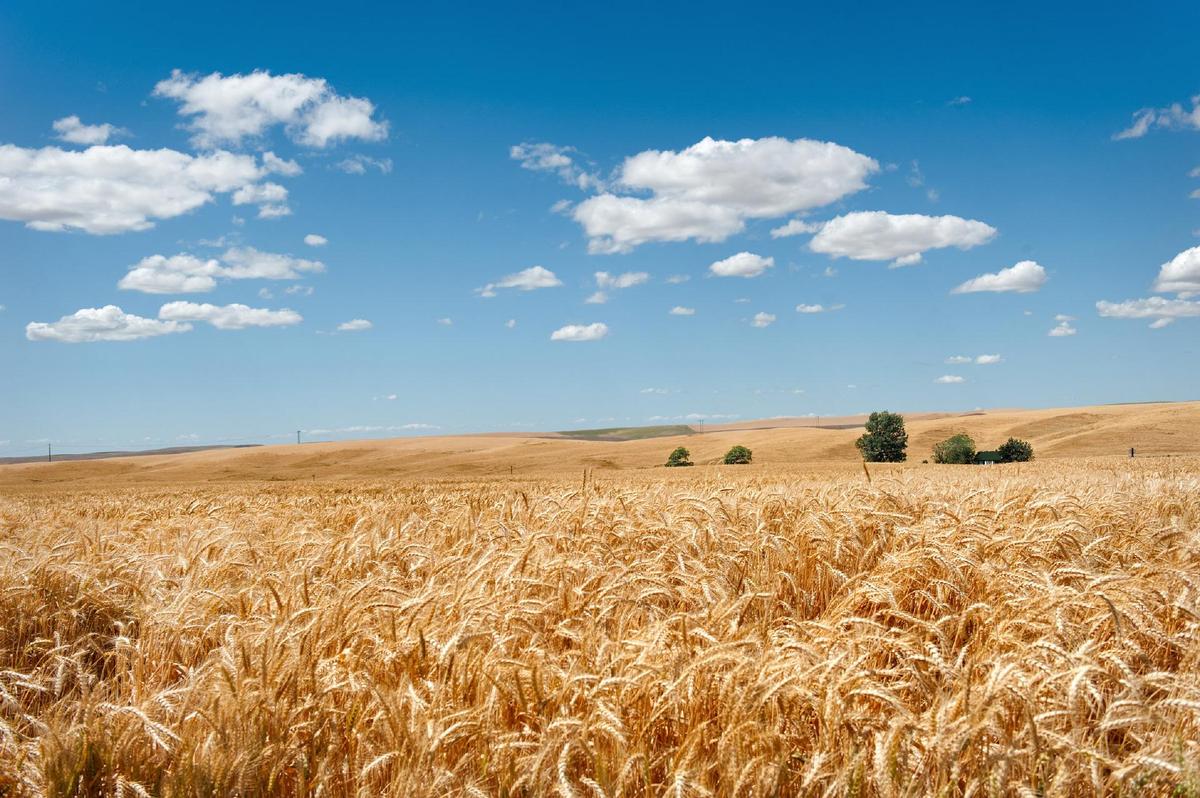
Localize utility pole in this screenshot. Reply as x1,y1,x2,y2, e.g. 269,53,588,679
47,443,52,462
297,430,301,445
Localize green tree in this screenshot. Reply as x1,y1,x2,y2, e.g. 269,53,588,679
997,437,1034,462
855,411,908,462
932,433,976,464
722,445,752,465
665,447,694,467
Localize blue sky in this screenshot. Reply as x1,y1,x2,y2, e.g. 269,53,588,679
2,1,1199,456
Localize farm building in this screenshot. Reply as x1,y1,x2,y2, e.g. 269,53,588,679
974,450,1002,465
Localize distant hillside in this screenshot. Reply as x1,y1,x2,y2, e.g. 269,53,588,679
555,425,696,442
0,444,260,466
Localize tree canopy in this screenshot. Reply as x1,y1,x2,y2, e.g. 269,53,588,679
855,411,908,462
998,438,1034,462
722,445,752,465
932,433,977,464
665,447,694,467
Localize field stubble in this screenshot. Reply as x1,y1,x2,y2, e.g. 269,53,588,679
1,458,1199,796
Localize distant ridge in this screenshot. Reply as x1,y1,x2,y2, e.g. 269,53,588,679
0,444,261,466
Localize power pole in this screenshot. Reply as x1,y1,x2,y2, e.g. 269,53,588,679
297,430,301,445
47,443,52,462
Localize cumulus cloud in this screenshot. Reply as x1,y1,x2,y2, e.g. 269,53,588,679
709,252,774,278
153,69,387,148
158,301,301,330
118,247,323,293
118,254,224,294
336,318,372,331
669,306,695,316
573,195,744,254
1152,246,1200,296
810,211,997,266
769,218,822,238
951,260,1047,294
1096,296,1200,328
304,233,328,247
975,354,1003,365
935,375,965,384
589,270,649,303
1049,320,1077,337
751,312,776,328
795,303,844,313
26,305,191,342
219,247,325,280
550,322,608,341
231,181,290,218
336,154,393,174
0,144,277,234
52,115,126,145
571,136,877,253
477,265,562,297
1114,94,1200,140
510,142,601,190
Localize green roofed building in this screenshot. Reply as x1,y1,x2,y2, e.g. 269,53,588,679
974,450,1003,465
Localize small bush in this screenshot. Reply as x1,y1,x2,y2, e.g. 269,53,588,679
933,433,976,464
722,445,752,465
665,447,694,467
998,438,1034,462
855,411,908,462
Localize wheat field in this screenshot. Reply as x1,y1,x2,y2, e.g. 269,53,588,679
2,458,1199,796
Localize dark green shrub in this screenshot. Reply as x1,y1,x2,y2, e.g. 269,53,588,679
932,433,976,464
665,447,694,467
997,438,1034,462
722,445,752,465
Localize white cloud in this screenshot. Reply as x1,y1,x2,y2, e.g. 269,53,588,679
669,306,695,316
0,144,275,234
710,251,774,278
153,69,387,148
974,354,1003,365
262,151,302,176
1152,246,1200,296
437,317,453,326
219,247,325,280
640,387,669,394
510,142,601,190
284,284,313,296
336,155,393,174
596,270,649,290
231,181,290,218
585,291,607,304
478,265,562,297
769,218,822,238
945,355,972,364
571,136,877,252
118,247,323,294
951,260,1047,294
665,274,690,284
1096,296,1200,327
948,96,972,106
505,319,517,329
810,211,997,266
573,194,744,254
52,115,126,145
1055,314,1076,322
751,312,776,328
158,301,301,330
551,322,608,341
337,318,372,331
26,305,191,342
118,254,223,294
795,303,844,313
1049,320,1077,337
1114,94,1200,140
304,233,328,247
935,375,965,384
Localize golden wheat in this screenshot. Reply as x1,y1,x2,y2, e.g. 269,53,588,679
1,459,1199,796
